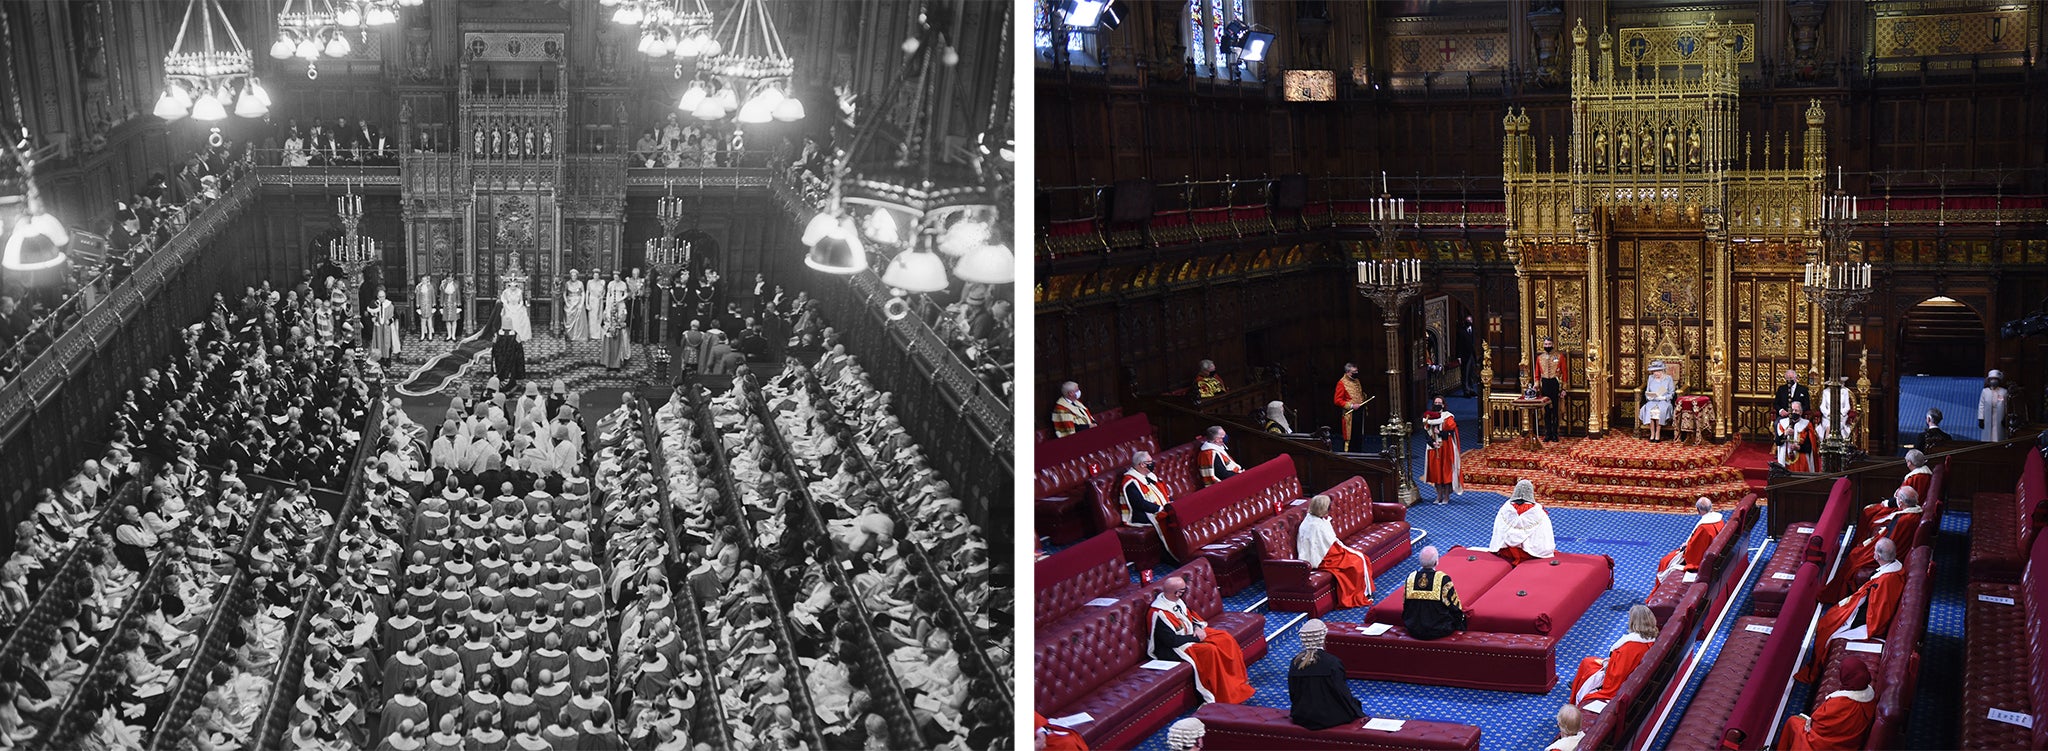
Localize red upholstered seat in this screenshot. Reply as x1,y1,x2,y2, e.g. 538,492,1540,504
1753,479,1852,617
1664,615,1779,750
1646,494,1757,625
1172,557,1270,664
1035,414,1159,544
1035,531,1139,629
1969,450,2048,584
1365,546,1516,627
1193,703,1483,750
1464,551,1614,636
1959,581,2029,749
1155,456,1303,594
1321,621,1557,693
1083,441,1203,572
1034,598,1198,750
1249,477,1413,615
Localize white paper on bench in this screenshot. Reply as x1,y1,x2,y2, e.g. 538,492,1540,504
1978,594,2017,606
1583,700,1609,714
1845,641,1883,654
1291,498,1309,506
1361,622,1393,636
1744,624,1774,635
1988,708,2034,728
1049,713,1094,728
1362,718,1406,732
1202,544,1231,551
1772,572,1797,580
1140,660,1180,671
1682,572,1698,583
1084,597,1119,607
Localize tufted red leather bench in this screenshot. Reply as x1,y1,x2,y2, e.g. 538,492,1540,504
1968,449,2047,585
1083,441,1204,572
1193,702,1483,750
1036,414,1159,544
1782,546,1932,751
1646,494,1758,626
1035,531,1143,630
1155,455,1305,595
1578,583,1708,750
1661,559,1821,750
1959,521,2048,749
1662,614,1781,750
1034,598,1198,750
1752,478,1853,617
1251,476,1413,615
1322,621,1557,693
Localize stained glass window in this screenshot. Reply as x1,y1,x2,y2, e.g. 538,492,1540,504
1186,0,1255,77
1033,0,1089,62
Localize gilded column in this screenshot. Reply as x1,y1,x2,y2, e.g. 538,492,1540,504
1709,219,1732,439
1581,216,1605,436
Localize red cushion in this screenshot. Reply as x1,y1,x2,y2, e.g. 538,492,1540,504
1959,581,2030,750
1035,598,1149,713
1156,455,1302,562
1366,546,1516,627
1054,658,1199,750
1322,622,1557,693
1464,552,1614,635
1194,703,1483,751
1969,491,2023,584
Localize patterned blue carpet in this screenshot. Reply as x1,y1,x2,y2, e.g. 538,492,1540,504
1897,375,1994,443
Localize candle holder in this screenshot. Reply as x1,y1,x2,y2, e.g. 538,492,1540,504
645,185,691,346
329,181,376,292
1354,207,1424,505
1803,184,1869,472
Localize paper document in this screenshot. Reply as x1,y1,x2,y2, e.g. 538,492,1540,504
1987,708,2033,728
1361,622,1393,636
1744,624,1773,635
1201,544,1230,551
1084,598,1119,607
1978,594,2016,606
1140,660,1180,671
1771,572,1796,580
1583,700,1609,713
1290,498,1308,506
1682,572,1698,583
1048,713,1094,729
1362,718,1405,732
1845,641,1883,654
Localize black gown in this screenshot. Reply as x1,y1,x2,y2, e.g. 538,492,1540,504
1288,651,1365,730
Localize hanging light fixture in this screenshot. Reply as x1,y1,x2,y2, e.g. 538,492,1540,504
614,0,714,60
683,0,802,124
2,136,71,272
274,0,395,79
159,0,265,122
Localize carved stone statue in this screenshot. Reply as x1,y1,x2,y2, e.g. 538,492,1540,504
523,127,536,159
1686,126,1703,168
1615,125,1633,168
1592,129,1609,169
490,124,503,158
541,128,553,156
1661,124,1678,169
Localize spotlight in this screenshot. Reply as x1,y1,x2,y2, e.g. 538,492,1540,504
1237,30,1275,62
1062,0,1120,30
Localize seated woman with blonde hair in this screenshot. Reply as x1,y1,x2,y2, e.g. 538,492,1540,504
1568,603,1659,706
1295,494,1373,609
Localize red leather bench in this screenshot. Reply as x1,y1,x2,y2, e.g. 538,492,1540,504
1645,494,1758,626
1083,440,1204,572
1035,531,1143,630
1960,523,2048,749
1968,449,2046,584
1578,583,1710,749
1036,414,1158,545
1033,558,1268,750
1801,547,1932,751
1667,561,1823,749
1322,621,1558,693
1752,478,1853,617
1155,455,1304,596
1193,703,1483,750
1251,476,1414,615
1037,407,1126,444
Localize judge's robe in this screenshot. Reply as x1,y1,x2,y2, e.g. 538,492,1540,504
1569,632,1653,705
1287,651,1365,730
1658,512,1726,576
1798,560,1905,683
1296,514,1372,609
1780,686,1877,751
1149,595,1255,704
1489,500,1557,564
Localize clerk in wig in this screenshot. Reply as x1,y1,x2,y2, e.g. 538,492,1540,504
1197,426,1242,486
1657,497,1725,578
1149,576,1256,704
1489,479,1556,564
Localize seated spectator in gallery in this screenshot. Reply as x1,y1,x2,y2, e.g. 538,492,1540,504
1401,546,1465,640
1194,359,1226,398
1286,619,1363,730
1568,604,1658,706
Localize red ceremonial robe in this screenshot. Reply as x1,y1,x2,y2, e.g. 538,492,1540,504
1423,413,1461,490
1799,560,1905,683
1658,512,1726,576
1569,632,1653,706
1197,443,1242,487
1333,375,1366,449
1299,514,1373,609
1776,417,1821,472
1780,686,1877,751
1825,506,1920,604
1150,596,1256,704
1034,713,1090,751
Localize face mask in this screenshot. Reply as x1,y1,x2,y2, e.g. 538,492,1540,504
1143,463,1155,471
1544,345,1554,352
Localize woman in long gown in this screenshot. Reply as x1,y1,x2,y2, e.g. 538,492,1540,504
601,296,631,370
563,272,589,340
584,270,606,340
1637,360,1677,442
499,278,532,342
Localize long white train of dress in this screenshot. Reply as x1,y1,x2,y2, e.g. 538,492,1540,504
564,281,590,340
499,284,533,342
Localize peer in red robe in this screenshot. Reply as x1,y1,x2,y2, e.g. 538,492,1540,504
1568,605,1658,706
1196,427,1242,487
1657,498,1726,577
1782,655,1877,751
1149,582,1256,704
1826,487,1921,604
1775,406,1821,472
1296,495,1372,609
1798,542,1905,684
1422,400,1461,505
1034,713,1090,751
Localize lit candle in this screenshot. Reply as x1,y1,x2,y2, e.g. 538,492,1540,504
1356,262,1368,285
1837,165,1843,191
1382,171,1389,194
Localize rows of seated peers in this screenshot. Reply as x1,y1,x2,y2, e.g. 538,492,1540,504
0,138,251,389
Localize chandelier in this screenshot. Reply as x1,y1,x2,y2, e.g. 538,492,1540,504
271,0,408,79
803,2,1012,309
1,135,70,272
646,187,692,275
678,0,804,123
156,0,268,122
329,183,377,284
606,0,716,60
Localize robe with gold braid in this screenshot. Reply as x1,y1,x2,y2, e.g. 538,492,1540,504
1049,397,1094,437
1333,374,1366,450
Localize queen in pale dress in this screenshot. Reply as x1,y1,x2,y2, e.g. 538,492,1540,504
1637,360,1676,442
499,277,532,342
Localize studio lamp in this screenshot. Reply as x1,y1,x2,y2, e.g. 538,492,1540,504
1062,0,1120,30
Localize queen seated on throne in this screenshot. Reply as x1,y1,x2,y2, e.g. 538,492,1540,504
1637,360,1679,443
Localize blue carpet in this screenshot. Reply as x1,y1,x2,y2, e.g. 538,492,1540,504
1901,509,1969,749
1644,530,1772,751
1897,375,1991,443
1133,495,1761,751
